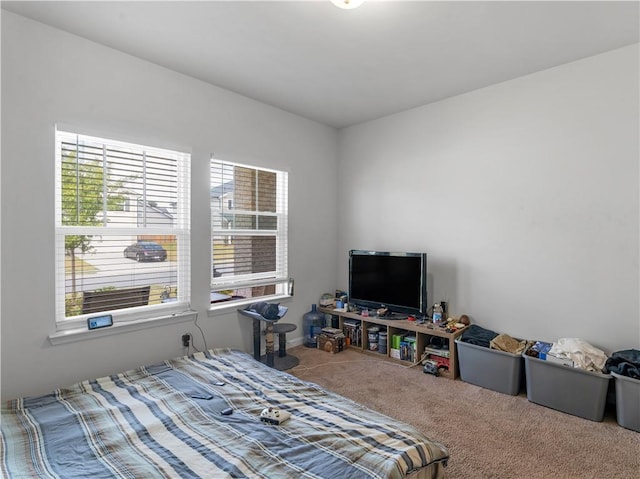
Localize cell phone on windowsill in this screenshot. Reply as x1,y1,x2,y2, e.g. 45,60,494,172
87,314,113,330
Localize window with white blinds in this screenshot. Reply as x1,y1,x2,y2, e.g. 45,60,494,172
210,159,288,305
55,130,190,325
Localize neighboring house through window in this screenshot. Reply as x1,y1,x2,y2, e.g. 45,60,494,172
210,159,288,305
54,129,190,328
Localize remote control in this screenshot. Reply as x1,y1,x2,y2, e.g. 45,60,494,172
221,407,233,416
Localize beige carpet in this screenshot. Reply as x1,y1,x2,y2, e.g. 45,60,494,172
287,345,639,479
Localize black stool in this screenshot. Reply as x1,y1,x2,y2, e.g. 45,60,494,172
271,323,299,370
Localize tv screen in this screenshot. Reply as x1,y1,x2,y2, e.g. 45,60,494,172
349,250,427,316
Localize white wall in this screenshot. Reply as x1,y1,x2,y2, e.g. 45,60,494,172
337,44,639,353
2,11,638,400
1,12,338,400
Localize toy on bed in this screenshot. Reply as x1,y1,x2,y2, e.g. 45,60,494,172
259,407,291,425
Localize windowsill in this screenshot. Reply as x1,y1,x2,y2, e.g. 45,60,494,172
48,311,197,345
207,294,292,316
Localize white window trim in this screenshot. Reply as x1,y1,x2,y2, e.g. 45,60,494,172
208,293,292,316
53,128,191,334
210,158,289,305
49,310,196,345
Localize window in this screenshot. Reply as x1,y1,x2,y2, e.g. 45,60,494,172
55,130,190,327
210,159,288,305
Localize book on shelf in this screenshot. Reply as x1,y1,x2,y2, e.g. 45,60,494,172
321,327,345,338
400,339,417,362
423,346,450,358
342,320,361,347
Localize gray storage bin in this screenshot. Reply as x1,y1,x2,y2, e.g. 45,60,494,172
523,353,611,421
455,339,523,395
611,372,640,432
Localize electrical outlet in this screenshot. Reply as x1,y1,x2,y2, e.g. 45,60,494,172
182,333,190,347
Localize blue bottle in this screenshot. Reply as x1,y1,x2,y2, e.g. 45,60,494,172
303,304,325,348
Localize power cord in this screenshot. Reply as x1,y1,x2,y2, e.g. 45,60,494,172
183,333,202,354
179,309,208,355
182,310,207,354
193,311,208,352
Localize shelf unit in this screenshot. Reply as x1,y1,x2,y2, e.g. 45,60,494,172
319,307,467,379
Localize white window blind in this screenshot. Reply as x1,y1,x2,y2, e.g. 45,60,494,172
210,159,288,304
55,130,190,325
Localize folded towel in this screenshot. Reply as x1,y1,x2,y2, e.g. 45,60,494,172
490,334,529,355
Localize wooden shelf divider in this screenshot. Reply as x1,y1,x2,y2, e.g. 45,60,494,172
319,306,467,379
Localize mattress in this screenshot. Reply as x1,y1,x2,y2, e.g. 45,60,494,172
1,349,448,478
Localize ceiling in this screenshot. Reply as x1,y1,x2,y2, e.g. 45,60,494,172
2,1,639,129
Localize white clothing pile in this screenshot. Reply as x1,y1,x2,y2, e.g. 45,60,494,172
549,338,608,372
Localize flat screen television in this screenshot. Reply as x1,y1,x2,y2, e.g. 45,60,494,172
349,250,427,316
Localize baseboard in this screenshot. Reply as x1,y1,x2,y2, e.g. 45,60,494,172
251,336,304,358
288,336,304,348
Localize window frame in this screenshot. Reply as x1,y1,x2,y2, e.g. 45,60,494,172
209,158,289,309
53,129,191,332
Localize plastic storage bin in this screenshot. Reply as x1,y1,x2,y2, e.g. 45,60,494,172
456,340,523,395
523,353,611,421
611,372,640,432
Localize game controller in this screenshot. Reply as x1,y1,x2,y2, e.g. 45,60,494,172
259,407,291,425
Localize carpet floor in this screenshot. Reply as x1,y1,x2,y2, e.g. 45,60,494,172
287,345,639,479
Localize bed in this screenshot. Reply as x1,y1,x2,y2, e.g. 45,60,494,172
0,349,449,478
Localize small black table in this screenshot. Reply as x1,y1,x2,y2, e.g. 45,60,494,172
237,306,289,369
271,322,299,370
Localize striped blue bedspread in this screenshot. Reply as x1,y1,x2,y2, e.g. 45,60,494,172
1,349,449,478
